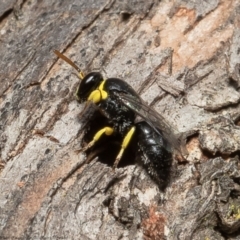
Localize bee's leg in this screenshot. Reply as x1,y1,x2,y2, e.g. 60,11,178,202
82,127,114,152
113,126,136,170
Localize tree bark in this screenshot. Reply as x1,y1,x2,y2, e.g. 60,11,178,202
0,0,240,239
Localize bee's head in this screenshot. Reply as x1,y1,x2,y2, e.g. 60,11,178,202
76,72,103,103
54,50,104,103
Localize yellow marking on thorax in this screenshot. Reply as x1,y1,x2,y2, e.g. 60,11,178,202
88,80,108,103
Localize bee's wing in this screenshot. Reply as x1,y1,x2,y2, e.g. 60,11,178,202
115,92,187,154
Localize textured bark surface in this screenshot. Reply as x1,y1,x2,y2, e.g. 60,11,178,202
1,0,240,239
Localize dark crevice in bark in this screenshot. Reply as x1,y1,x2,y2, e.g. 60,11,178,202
0,9,12,23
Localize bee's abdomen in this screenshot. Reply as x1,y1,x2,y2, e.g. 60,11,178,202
135,121,172,189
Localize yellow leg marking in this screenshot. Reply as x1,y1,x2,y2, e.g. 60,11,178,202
93,127,113,140
113,126,136,170
82,127,114,151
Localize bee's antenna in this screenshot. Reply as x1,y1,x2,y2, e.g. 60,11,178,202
54,50,84,79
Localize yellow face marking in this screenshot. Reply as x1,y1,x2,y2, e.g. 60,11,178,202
87,80,108,103
79,71,85,80
75,85,81,101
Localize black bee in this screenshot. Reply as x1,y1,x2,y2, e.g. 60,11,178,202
54,50,185,189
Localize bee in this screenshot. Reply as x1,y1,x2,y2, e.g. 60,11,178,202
54,50,186,189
